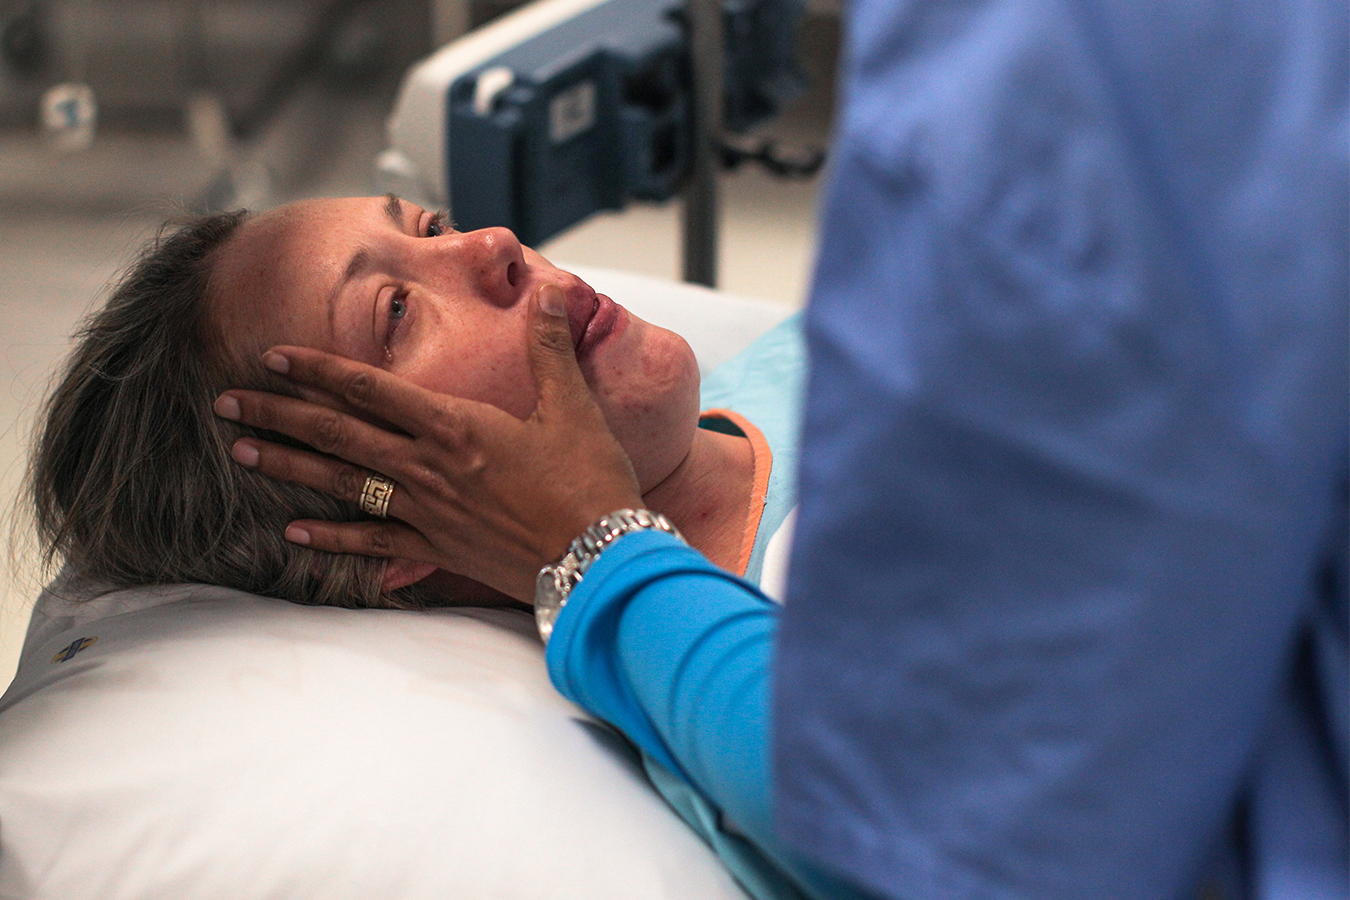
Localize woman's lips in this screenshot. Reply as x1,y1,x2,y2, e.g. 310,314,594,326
560,281,621,358
577,293,620,357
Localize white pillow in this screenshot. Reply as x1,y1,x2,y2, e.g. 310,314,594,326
0,272,795,900
0,584,750,898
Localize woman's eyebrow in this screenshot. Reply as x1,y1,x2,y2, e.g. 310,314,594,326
327,247,372,340
383,193,405,227
325,196,408,339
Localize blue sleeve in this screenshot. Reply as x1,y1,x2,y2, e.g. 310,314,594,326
545,529,778,843
544,531,871,900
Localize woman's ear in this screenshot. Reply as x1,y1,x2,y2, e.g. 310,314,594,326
382,559,440,592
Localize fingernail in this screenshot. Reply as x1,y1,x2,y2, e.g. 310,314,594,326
538,284,566,317
285,525,311,545
262,351,290,374
214,394,241,420
231,440,259,467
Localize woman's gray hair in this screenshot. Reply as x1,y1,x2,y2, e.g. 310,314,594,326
28,210,428,609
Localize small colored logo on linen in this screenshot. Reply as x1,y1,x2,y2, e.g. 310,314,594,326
52,636,98,663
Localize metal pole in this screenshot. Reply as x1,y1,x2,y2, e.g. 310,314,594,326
682,0,723,287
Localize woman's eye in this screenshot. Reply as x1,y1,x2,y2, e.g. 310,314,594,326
383,292,410,359
424,211,451,238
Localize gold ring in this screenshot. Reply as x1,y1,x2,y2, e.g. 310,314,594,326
359,472,395,518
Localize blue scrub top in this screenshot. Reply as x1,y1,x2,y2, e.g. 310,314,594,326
778,1,1348,898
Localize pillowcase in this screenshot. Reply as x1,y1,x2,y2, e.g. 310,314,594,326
0,271,794,899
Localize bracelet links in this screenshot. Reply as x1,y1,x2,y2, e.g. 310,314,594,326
534,508,683,643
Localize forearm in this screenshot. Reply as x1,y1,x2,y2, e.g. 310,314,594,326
544,529,873,900
545,530,777,840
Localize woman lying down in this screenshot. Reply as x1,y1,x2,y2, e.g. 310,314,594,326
27,196,847,899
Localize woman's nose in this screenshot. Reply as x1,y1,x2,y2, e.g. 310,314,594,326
451,226,526,306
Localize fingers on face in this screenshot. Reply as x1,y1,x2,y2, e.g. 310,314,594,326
527,292,592,414
220,389,407,473
259,345,523,455
265,346,442,437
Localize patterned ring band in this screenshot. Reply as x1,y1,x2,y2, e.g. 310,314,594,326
358,472,396,518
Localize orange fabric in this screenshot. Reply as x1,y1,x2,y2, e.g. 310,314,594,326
699,409,772,578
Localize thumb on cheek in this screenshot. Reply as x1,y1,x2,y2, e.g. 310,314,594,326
533,283,575,353
537,282,568,320
530,283,591,408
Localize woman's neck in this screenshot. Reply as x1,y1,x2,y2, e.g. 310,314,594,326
640,425,756,574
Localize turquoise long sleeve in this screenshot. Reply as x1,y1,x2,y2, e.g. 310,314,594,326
546,530,778,842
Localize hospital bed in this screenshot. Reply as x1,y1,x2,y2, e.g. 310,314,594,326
0,269,793,899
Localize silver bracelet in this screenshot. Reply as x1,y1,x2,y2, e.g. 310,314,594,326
534,509,683,643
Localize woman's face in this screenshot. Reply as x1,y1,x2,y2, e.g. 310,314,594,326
210,196,700,492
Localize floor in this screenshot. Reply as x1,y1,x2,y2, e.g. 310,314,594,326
0,15,836,689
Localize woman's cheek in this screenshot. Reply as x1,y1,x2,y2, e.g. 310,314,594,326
600,340,700,472
397,321,542,419
593,332,696,421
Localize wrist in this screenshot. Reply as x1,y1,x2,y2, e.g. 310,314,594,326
534,508,683,643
